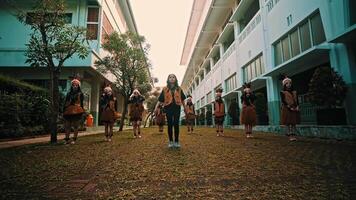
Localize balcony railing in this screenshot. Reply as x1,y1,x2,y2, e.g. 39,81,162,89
238,10,261,43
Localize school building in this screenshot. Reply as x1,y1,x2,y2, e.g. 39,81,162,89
180,0,356,139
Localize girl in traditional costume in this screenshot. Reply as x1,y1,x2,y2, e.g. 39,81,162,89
280,76,300,141
154,102,166,132
100,86,117,142
213,88,225,136
240,83,257,138
63,79,84,144
185,95,196,134
156,74,186,148
128,89,145,138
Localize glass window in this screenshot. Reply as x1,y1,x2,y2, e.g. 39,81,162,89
244,67,248,82
87,24,98,40
274,41,282,66
87,7,99,40
311,13,326,45
281,36,291,62
87,7,99,22
300,21,311,51
260,56,265,74
255,57,261,76
290,29,300,57
251,61,256,80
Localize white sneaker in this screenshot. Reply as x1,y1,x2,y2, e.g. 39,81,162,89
168,141,174,148
174,142,181,148
138,135,142,139
70,140,76,144
108,138,112,142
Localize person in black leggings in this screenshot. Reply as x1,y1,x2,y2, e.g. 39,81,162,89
156,74,186,148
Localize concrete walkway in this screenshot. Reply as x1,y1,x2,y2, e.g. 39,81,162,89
0,126,129,149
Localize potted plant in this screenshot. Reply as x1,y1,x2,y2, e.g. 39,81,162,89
308,66,348,125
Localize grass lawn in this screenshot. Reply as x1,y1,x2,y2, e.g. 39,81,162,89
0,127,355,199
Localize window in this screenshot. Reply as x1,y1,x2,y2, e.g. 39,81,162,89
206,92,211,103
273,12,325,66
281,36,291,62
300,21,311,51
101,12,114,43
243,54,264,82
87,7,99,40
274,41,282,66
225,74,237,93
310,13,326,45
255,57,261,76
201,97,205,106
290,29,300,57
260,56,265,74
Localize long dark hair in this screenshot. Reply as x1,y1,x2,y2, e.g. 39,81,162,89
166,74,179,89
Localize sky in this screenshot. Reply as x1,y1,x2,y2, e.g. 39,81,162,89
130,0,193,87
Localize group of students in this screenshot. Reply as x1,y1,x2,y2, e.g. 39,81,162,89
61,78,146,144
153,74,300,146
62,73,300,146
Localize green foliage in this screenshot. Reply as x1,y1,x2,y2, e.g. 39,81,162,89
17,0,89,69
16,0,89,142
0,74,46,94
308,66,348,108
0,75,50,138
95,32,151,98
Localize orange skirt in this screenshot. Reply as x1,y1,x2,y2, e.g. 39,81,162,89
281,106,300,125
240,106,257,125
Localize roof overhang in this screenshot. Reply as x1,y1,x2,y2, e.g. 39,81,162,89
235,45,331,92
329,24,356,44
264,45,330,77
180,0,236,89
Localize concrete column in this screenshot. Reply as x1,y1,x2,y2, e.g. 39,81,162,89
210,58,214,68
233,21,240,40
90,80,100,126
330,43,356,125
266,76,281,125
218,43,224,58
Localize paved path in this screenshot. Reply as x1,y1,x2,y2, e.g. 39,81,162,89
0,126,128,149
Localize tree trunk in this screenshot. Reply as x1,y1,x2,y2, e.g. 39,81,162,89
119,96,128,131
49,69,60,143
